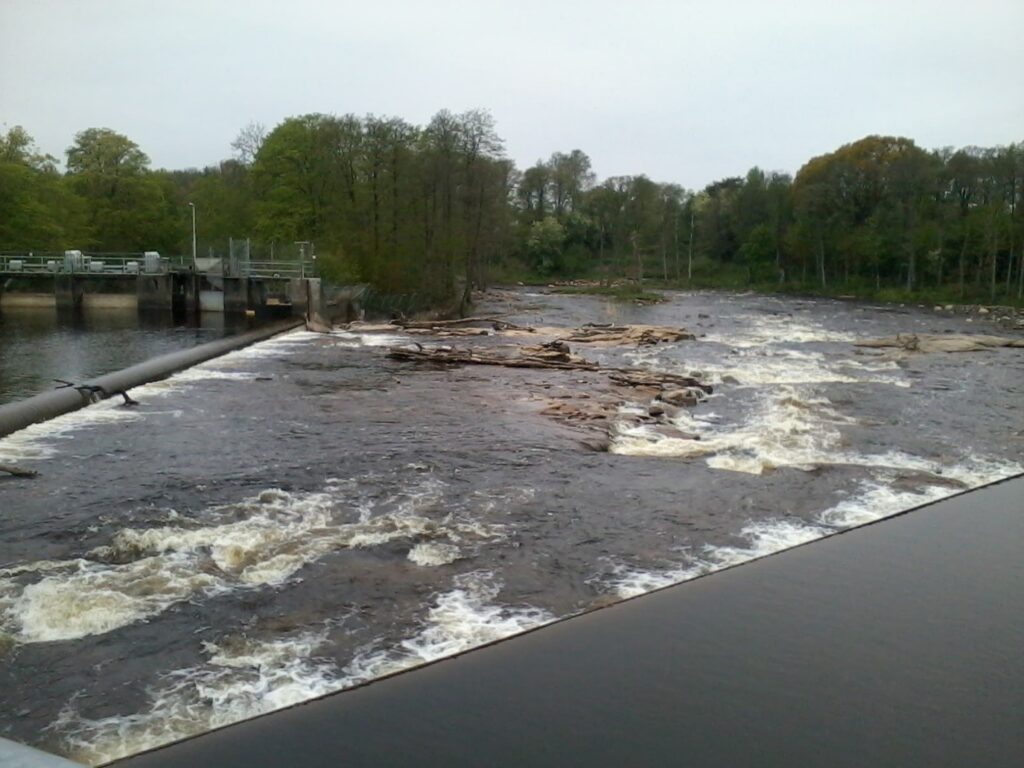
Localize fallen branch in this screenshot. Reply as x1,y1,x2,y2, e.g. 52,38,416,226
387,345,599,371
559,324,695,346
0,463,37,478
390,316,532,332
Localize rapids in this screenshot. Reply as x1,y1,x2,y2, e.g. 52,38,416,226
0,289,1021,763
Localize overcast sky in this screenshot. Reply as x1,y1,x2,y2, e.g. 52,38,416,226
1,0,1022,188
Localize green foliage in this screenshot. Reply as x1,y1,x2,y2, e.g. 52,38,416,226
525,216,566,273
2,119,1022,306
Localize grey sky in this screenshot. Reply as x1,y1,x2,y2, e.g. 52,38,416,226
2,0,1022,189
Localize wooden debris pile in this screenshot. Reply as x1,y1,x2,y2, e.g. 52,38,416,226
387,343,600,371
558,323,695,346
347,317,534,338
382,320,707,452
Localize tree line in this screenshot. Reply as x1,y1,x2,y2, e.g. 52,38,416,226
1,115,1021,303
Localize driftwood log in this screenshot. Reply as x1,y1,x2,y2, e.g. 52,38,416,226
387,345,600,371
390,316,533,332
0,463,37,478
387,344,714,396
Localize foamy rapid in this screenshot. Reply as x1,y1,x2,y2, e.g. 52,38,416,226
701,313,856,348
51,630,341,765
0,400,140,463
604,309,1023,597
330,330,411,348
0,479,504,644
604,518,827,598
51,572,552,765
341,571,554,685
604,456,1020,600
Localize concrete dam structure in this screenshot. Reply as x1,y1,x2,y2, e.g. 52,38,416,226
0,251,320,319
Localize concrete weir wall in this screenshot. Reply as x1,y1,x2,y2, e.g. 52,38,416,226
136,274,175,312
0,319,304,439
2,275,325,318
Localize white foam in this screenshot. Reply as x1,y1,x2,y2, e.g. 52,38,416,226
342,571,554,685
1,556,224,643
606,518,827,599
1,479,505,644
330,330,411,348
818,456,1022,528
610,385,854,474
0,401,141,463
604,454,1022,600
51,630,341,765
0,330,314,462
702,314,856,348
408,542,462,566
51,572,553,764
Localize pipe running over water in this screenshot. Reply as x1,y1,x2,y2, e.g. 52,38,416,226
0,320,304,439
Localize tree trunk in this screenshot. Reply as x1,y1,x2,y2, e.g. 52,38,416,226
633,234,643,285
673,211,680,282
990,227,998,302
817,227,827,288
687,208,694,284
958,226,968,299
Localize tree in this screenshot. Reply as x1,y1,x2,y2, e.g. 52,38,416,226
64,128,172,251
231,122,267,166
525,216,566,273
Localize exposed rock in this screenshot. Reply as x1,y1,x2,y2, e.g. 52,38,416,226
658,388,705,407
607,371,712,394
644,424,700,441
855,333,1024,354
578,437,610,452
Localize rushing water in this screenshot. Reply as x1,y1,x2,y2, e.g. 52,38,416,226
0,308,252,405
0,289,1022,764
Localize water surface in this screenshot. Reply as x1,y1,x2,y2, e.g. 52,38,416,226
0,309,251,405
0,289,1021,763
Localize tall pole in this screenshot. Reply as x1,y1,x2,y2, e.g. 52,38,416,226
188,202,197,270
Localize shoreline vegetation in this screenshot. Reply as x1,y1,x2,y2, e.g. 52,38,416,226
540,276,1024,316
2,117,1023,313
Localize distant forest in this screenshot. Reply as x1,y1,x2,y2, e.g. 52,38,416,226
1,113,1021,304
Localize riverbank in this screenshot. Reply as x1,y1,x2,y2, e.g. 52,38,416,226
533,280,1024,330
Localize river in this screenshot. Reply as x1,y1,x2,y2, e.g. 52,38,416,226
0,289,1022,764
0,308,253,405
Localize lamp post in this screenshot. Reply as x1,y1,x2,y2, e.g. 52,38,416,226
188,202,197,270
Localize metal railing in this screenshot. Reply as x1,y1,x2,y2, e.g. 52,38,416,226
0,253,317,279
0,253,171,275
241,260,316,279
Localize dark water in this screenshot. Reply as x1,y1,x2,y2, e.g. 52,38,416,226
0,309,251,405
0,290,1022,764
